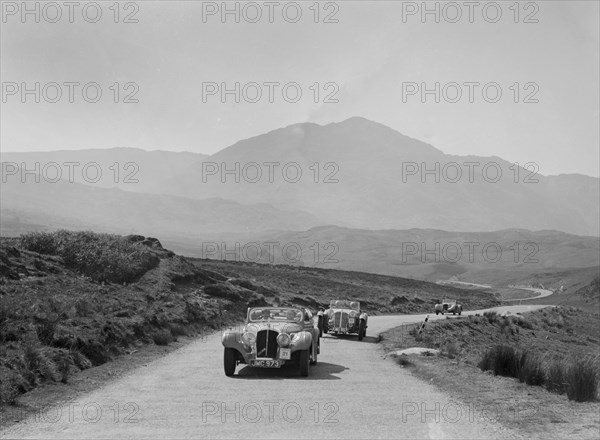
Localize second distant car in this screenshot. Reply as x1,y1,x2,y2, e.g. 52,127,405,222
434,298,462,315
323,300,368,340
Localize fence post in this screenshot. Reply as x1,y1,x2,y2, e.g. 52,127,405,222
418,314,429,335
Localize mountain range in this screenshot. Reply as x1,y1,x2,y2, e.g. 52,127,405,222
1,117,598,290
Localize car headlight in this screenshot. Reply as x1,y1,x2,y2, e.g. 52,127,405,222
349,311,358,319
277,333,291,347
241,332,256,345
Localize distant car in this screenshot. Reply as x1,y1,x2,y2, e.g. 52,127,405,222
221,307,320,377
434,298,462,315
323,300,368,340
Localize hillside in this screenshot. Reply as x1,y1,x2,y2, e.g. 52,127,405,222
0,230,500,404
165,226,600,304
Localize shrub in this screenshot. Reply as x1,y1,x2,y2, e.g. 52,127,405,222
565,358,599,402
483,311,498,324
152,330,172,346
515,317,533,329
0,370,21,405
170,324,188,339
22,343,58,385
444,342,459,359
75,297,94,317
18,231,58,255
35,317,58,345
499,318,515,336
19,231,160,284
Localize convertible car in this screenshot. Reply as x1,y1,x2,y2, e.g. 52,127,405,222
221,307,320,377
323,300,368,340
434,298,462,315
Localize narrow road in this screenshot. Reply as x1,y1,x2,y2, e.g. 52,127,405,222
502,288,554,302
1,305,547,440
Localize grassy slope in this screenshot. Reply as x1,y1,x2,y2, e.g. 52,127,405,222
0,231,500,406
379,308,600,437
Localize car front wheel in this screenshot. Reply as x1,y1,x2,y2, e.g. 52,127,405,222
224,348,237,377
358,320,366,341
299,349,310,376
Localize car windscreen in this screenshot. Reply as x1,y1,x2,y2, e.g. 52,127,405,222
248,308,303,322
329,300,360,310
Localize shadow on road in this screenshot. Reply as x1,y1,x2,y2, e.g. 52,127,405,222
323,334,381,344
235,361,347,380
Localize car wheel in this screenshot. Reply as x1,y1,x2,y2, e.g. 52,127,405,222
323,320,328,334
458,310,462,315
224,348,236,377
435,310,439,315
317,316,324,337
358,319,366,341
299,349,310,376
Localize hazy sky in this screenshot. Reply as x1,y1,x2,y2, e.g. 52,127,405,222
1,1,599,176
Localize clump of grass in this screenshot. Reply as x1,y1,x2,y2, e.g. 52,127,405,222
395,355,413,368
545,360,566,394
565,357,599,402
480,346,599,401
516,352,545,386
479,345,519,377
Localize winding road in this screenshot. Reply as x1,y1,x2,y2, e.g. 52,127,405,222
1,305,548,440
502,288,554,302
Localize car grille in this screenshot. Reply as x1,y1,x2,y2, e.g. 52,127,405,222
333,311,349,328
256,330,279,358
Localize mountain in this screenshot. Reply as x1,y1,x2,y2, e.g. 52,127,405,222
156,117,599,236
3,118,598,236
0,174,320,238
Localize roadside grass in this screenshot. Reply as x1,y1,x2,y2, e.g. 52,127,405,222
19,230,161,284
381,307,600,402
0,232,261,405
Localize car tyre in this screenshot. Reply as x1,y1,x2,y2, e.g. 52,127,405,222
310,344,318,365
224,348,236,377
299,349,310,376
358,319,366,341
435,310,439,315
317,316,324,337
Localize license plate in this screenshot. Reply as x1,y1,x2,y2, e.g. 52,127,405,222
279,348,291,360
250,359,281,368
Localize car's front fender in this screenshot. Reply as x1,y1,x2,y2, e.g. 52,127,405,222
290,331,313,351
359,313,368,322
